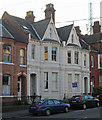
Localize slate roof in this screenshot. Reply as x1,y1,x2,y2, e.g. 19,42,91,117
2,19,27,43
57,24,73,42
78,34,98,52
81,33,102,44
0,19,14,39
11,15,51,40
33,18,51,39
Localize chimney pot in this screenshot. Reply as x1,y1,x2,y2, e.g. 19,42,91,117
75,26,81,34
25,11,35,22
44,3,55,23
93,21,101,34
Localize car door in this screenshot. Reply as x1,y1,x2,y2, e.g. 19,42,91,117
53,99,64,112
87,95,94,107
46,100,56,112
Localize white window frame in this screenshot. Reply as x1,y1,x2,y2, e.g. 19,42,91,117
68,74,72,91
52,47,57,61
31,44,35,59
3,74,11,96
67,51,71,64
44,72,48,90
84,54,87,67
52,72,57,90
91,56,94,68
74,51,79,64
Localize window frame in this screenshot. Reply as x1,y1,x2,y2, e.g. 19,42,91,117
31,44,35,59
67,51,71,64
20,49,25,65
3,44,11,63
2,74,11,96
52,72,57,90
74,51,79,64
44,47,48,60
91,56,94,68
44,72,48,90
84,54,87,67
52,47,57,61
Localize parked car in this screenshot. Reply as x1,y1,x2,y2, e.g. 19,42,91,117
70,95,100,109
96,94,102,105
29,99,70,116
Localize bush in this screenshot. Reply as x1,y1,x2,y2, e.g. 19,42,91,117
93,86,102,96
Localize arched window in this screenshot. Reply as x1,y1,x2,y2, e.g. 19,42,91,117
20,49,25,65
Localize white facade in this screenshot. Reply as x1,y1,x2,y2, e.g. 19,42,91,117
27,20,90,101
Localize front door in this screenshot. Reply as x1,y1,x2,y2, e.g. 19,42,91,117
18,77,21,100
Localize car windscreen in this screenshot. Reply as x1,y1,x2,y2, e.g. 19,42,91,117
71,96,81,100
33,100,44,105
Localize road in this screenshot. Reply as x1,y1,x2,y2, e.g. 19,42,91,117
2,106,102,120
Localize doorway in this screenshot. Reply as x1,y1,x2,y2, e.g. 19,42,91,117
18,77,21,100
30,74,37,96
84,77,88,94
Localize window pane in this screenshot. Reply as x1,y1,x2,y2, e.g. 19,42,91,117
91,56,94,68
3,45,11,62
75,51,79,64
68,51,71,64
44,72,48,89
20,49,24,65
68,74,72,90
44,47,48,60
52,47,57,61
84,54,86,66
2,75,10,95
52,73,57,89
32,45,35,59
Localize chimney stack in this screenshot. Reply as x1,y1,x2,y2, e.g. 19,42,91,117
44,3,56,23
25,11,35,22
75,26,81,34
93,21,101,34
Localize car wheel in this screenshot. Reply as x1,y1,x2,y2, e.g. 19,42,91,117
45,109,51,116
64,107,69,113
96,102,100,107
83,104,86,109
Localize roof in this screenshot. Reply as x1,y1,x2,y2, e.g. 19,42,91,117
78,34,98,52
57,24,73,42
0,19,14,39
81,34,102,44
33,18,51,39
11,15,51,40
2,19,27,43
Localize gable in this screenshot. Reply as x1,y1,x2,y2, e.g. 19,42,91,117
42,17,60,43
67,26,81,47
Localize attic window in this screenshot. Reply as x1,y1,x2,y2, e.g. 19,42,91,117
71,34,74,43
22,25,28,30
49,28,52,39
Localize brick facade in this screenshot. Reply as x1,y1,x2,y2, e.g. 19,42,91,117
1,37,27,104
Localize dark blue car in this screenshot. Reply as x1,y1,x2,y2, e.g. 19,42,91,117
29,99,70,115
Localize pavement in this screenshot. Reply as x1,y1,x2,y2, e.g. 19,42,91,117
2,105,30,119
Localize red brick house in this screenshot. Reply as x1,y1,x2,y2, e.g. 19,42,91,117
0,12,28,104
79,21,102,93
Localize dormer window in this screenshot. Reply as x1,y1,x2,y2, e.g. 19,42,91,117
49,28,52,39
71,34,74,43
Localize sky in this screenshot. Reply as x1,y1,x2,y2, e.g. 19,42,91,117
0,0,102,34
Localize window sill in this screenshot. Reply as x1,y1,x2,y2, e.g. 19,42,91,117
0,62,14,65
52,90,58,92
0,96,14,97
20,65,27,67
44,89,48,92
